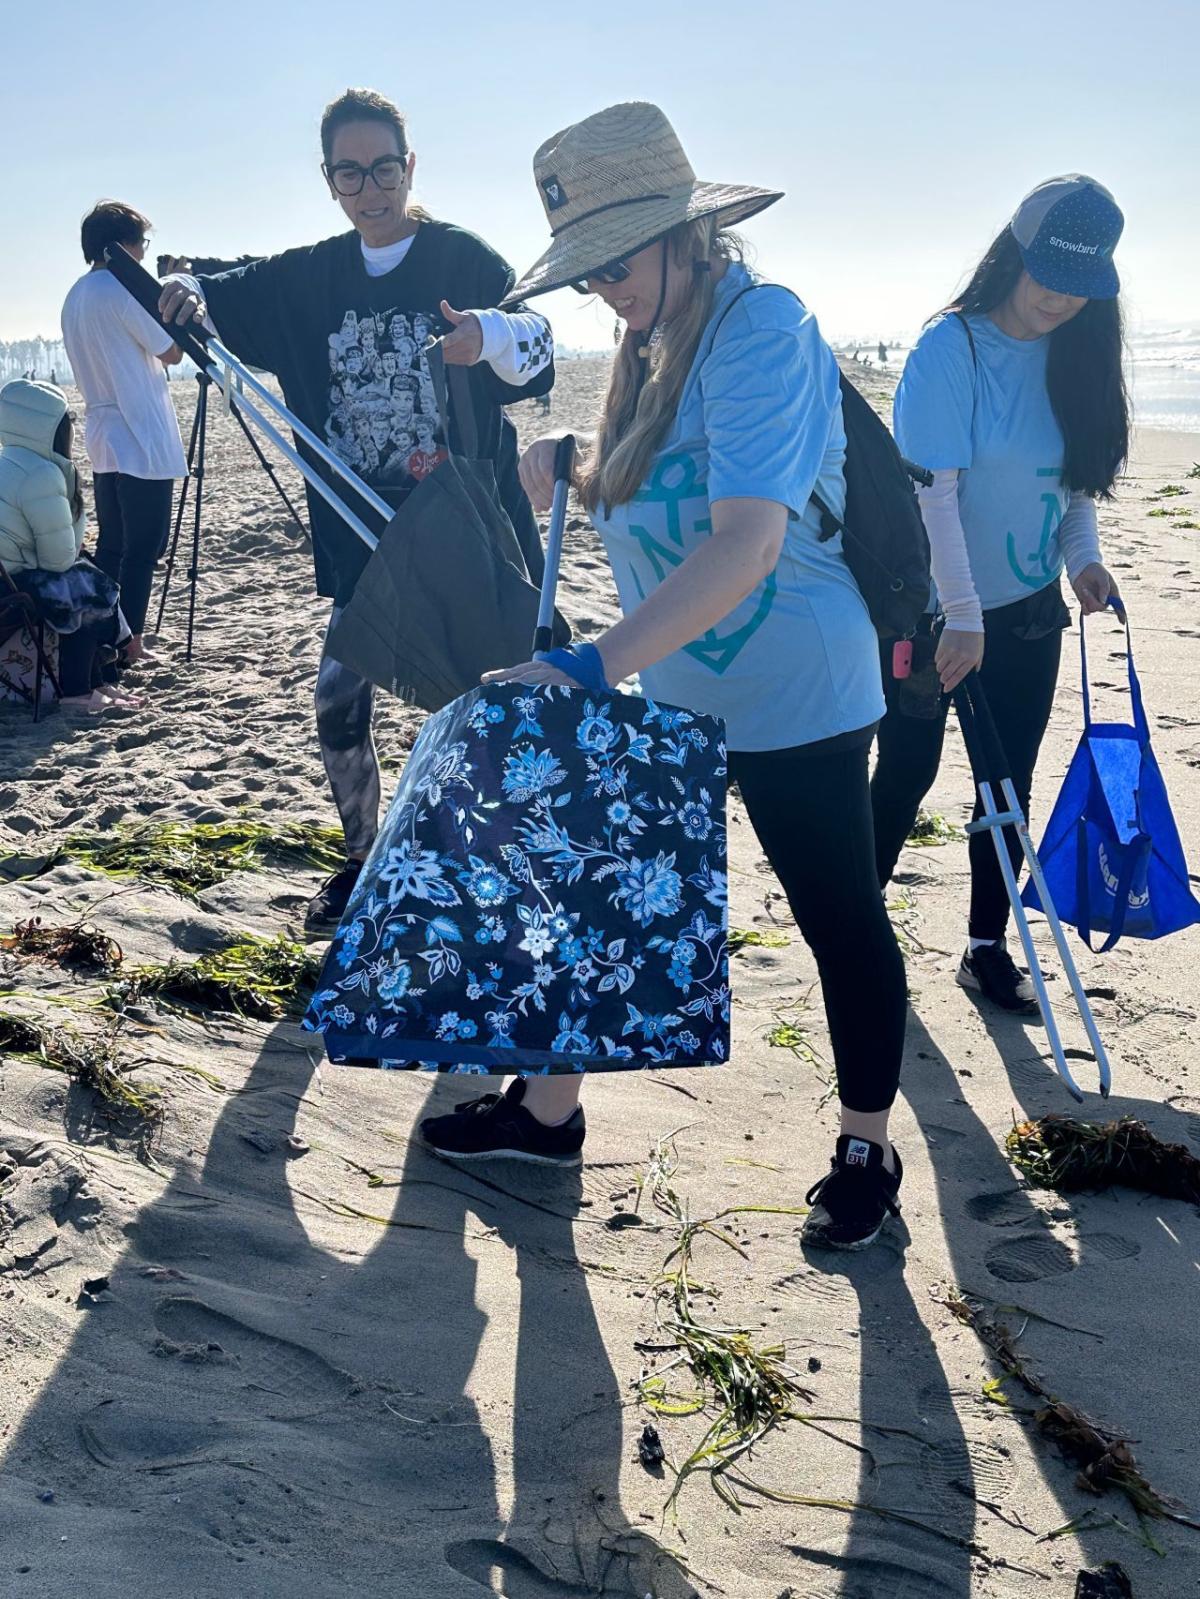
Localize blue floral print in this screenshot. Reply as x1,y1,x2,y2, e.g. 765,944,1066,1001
303,682,730,1074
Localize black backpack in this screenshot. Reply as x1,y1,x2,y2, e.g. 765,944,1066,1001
710,285,932,639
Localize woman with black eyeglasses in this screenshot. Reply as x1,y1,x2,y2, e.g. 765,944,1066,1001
158,86,555,936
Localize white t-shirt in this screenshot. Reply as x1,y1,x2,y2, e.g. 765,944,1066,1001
61,270,188,480
360,235,416,278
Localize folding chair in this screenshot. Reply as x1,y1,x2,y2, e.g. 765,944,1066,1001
0,560,63,723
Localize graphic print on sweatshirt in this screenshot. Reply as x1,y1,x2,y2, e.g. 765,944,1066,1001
324,308,448,490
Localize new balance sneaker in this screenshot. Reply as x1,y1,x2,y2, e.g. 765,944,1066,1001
957,940,1039,1014
420,1079,586,1165
803,1136,903,1251
304,860,363,937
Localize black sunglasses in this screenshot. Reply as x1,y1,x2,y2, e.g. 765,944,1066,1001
570,258,633,295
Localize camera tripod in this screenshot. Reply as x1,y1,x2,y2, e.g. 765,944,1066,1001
155,369,309,660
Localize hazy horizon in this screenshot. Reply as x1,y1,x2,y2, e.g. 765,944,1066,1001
2,0,1197,354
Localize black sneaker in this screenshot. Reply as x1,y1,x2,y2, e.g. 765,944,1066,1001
304,860,363,937
803,1136,903,1251
420,1079,585,1166
957,940,1039,1014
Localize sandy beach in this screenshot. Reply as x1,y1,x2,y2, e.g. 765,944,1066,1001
2,361,1199,1598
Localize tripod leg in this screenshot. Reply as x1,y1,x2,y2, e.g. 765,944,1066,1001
230,400,308,535
185,377,209,663
156,377,203,633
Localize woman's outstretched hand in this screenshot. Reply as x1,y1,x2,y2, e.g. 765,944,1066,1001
437,301,484,365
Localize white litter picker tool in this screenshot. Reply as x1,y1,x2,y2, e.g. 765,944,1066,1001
952,672,1111,1101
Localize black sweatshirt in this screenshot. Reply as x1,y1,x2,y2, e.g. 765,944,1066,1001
193,222,554,605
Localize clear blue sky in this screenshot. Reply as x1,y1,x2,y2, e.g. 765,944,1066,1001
3,0,1196,347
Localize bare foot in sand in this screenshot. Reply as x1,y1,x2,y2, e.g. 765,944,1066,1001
96,683,144,708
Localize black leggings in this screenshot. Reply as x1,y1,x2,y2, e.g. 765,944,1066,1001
871,592,1066,941
729,730,907,1115
57,618,115,697
92,473,174,636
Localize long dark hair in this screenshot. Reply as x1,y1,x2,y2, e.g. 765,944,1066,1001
948,225,1129,498
52,412,85,524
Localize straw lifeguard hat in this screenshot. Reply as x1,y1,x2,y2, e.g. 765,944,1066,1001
505,102,783,304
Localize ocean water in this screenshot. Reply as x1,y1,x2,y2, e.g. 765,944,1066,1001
836,323,1200,437
6,323,1200,435
1126,325,1200,434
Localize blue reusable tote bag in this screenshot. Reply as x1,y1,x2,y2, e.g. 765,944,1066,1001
1021,599,1200,950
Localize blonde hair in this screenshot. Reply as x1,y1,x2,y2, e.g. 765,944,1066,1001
578,220,744,514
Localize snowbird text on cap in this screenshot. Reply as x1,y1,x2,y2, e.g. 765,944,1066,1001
1050,236,1103,255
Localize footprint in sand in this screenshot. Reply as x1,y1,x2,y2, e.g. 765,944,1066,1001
984,1231,1075,1283
152,1295,357,1417
984,1229,1140,1283
964,1189,1034,1228
772,1267,858,1305
918,1435,1018,1502
445,1540,596,1598
793,1548,960,1599
78,1399,256,1472
444,1536,698,1599
1087,1232,1141,1262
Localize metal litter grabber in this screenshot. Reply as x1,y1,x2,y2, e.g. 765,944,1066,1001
103,242,391,553
103,244,559,700
952,672,1111,1100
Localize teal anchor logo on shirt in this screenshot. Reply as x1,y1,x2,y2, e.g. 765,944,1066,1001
626,452,776,674
1006,467,1065,589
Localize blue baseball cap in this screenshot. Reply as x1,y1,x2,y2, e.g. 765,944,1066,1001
1011,174,1123,300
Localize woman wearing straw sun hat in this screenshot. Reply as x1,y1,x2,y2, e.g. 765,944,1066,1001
418,102,909,1253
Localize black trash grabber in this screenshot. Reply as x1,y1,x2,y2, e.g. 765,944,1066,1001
952,672,1111,1100
533,434,576,656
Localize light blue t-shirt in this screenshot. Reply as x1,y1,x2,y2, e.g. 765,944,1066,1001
894,313,1068,612
590,264,883,753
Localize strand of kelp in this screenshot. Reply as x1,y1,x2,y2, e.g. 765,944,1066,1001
0,815,345,899
3,916,319,1023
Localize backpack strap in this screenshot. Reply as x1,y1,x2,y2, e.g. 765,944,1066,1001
953,310,978,370
703,280,844,536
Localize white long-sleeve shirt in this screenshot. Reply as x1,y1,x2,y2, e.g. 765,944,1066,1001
919,468,1103,632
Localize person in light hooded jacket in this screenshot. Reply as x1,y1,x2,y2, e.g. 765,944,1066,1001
0,380,131,712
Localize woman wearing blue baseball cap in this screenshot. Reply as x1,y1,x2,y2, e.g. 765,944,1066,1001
872,174,1130,1012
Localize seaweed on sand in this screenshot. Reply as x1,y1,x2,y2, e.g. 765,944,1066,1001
633,1134,813,1511
10,815,345,899
0,1007,162,1129
944,1289,1200,1534
1006,1114,1200,1206
727,927,789,953
111,934,321,1021
1,917,123,973
906,808,965,847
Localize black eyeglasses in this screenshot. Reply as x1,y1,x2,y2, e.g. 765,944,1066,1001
570,257,633,295
326,156,408,196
